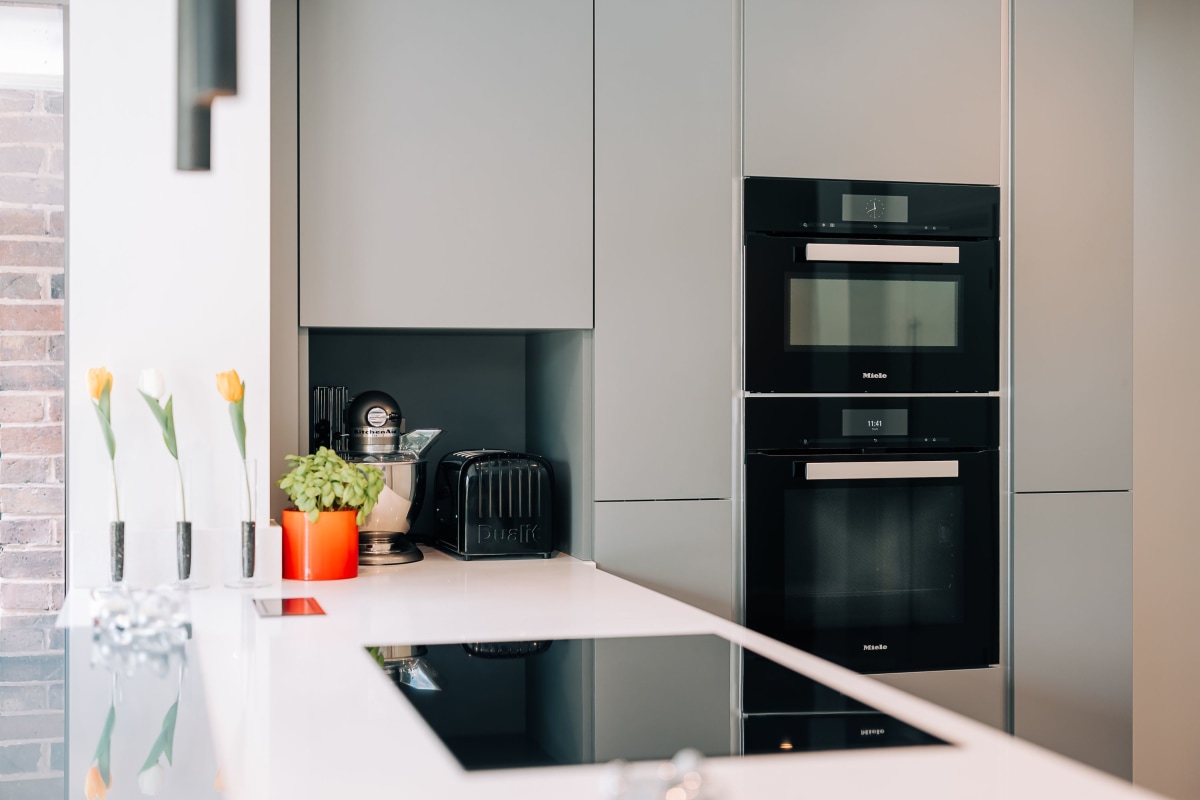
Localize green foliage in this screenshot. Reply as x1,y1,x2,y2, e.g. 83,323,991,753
277,447,384,525
139,390,179,459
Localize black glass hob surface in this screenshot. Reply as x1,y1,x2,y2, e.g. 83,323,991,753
367,634,948,771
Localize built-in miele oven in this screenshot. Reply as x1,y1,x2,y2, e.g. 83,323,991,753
744,396,999,675
744,177,1000,394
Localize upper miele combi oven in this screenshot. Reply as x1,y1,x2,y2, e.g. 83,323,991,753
744,177,1000,394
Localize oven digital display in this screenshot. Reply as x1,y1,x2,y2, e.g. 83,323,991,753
843,409,908,437
842,194,909,223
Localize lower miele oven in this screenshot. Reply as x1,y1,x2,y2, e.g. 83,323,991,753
744,396,999,674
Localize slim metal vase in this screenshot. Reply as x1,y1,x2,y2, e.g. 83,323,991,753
241,520,256,579
110,521,125,583
176,521,192,581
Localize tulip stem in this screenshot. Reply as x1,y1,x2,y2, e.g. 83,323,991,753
110,458,121,522
241,458,253,521
175,458,187,522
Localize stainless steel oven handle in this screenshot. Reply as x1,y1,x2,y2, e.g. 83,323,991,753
804,460,960,480
805,243,961,264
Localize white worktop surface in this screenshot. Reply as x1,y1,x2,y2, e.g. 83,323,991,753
61,548,1161,799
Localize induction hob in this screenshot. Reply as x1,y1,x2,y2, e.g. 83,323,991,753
367,633,948,771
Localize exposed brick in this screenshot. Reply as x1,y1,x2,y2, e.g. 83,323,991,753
1,457,53,484
0,520,53,546
49,741,62,770
0,685,46,714
0,426,61,456
49,457,62,483
48,583,61,609
42,93,63,115
0,241,62,268
0,488,64,517
0,116,62,144
0,395,45,423
48,274,62,301
0,777,65,800
0,273,42,300
0,550,63,580
0,304,62,332
46,334,63,359
0,335,47,360
0,582,50,611
0,613,57,629
0,145,43,175
47,147,63,176
47,683,61,710
0,711,62,740
0,90,35,113
0,627,45,650
45,212,62,238
0,365,63,391
45,397,60,423
0,742,41,774
0,209,46,236
0,176,63,207
50,518,61,546
45,628,61,650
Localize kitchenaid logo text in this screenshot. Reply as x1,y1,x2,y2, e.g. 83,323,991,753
477,524,542,544
862,372,888,379
863,644,888,651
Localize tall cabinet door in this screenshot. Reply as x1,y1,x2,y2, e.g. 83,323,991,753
1014,492,1132,779
744,0,1002,184
594,0,735,501
1013,0,1133,492
298,0,593,330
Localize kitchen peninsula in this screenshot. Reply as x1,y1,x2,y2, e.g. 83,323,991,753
58,551,1159,800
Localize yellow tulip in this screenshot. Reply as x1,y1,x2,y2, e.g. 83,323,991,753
216,370,243,403
87,367,113,401
85,763,109,799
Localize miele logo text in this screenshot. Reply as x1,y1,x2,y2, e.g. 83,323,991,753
863,644,888,651
478,524,541,544
860,729,886,736
862,372,888,379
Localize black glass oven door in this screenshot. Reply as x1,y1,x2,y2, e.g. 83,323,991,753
745,450,999,673
745,236,998,393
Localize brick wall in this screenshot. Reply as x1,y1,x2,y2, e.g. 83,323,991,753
0,88,66,615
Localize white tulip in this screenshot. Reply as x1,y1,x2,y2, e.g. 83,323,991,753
138,368,166,400
138,762,165,795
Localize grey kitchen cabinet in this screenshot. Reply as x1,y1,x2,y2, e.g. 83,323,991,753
744,0,1003,184
1013,0,1133,492
1014,491,1132,779
594,500,734,621
594,0,735,502
298,0,592,329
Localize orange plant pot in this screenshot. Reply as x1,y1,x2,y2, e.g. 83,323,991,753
281,509,359,580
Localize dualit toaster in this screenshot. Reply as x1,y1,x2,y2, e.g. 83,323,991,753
434,450,554,559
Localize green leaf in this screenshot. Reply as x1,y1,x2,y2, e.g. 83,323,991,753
307,507,320,524
94,702,116,785
163,395,178,459
140,698,179,772
98,379,112,422
229,393,247,460
92,402,116,461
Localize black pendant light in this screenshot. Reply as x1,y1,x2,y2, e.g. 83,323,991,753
177,0,238,171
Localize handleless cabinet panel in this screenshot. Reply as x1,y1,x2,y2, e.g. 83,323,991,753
595,500,734,621
299,0,592,329
744,0,1002,185
594,0,735,501
1014,491,1132,779
1013,0,1133,492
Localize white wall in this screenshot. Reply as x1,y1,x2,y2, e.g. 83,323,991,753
1132,1,1200,795
67,0,271,588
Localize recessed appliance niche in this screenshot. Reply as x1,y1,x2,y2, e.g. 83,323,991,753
305,329,587,555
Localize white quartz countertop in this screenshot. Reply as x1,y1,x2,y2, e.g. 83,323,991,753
61,549,1162,799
